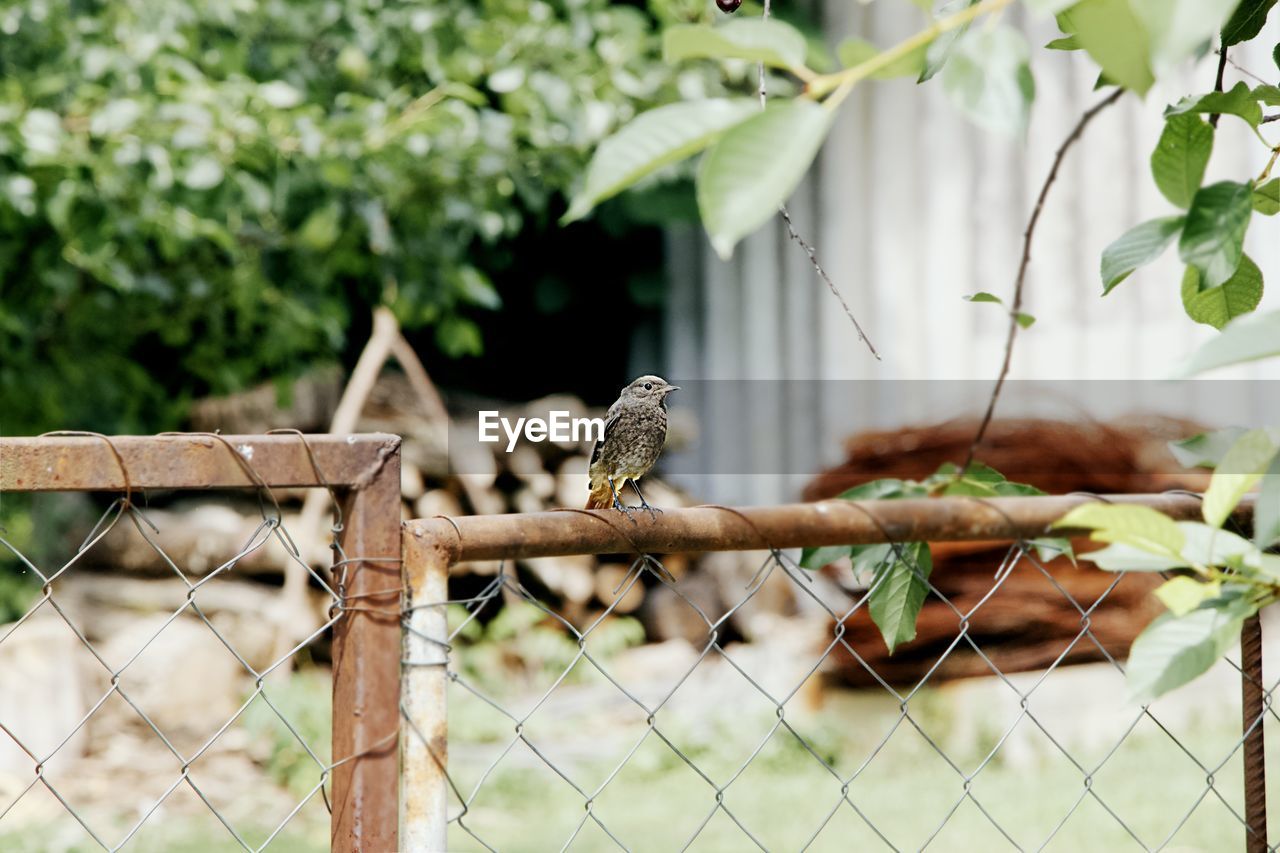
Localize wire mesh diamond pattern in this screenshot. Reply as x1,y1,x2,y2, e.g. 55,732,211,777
0,490,341,851
410,538,1278,852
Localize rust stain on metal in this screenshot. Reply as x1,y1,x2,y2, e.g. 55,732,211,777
351,437,402,491
401,523,451,850
1241,614,1268,852
332,439,403,852
1,433,400,491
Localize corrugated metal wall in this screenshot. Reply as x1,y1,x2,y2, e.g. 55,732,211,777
660,4,1280,505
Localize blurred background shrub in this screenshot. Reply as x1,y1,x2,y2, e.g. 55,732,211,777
0,0,757,434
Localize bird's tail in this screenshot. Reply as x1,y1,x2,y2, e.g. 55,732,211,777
585,477,622,510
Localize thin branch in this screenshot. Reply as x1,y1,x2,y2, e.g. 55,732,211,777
760,0,880,359
809,0,1015,106
1221,50,1272,87
961,88,1124,473
1264,114,1280,124
1210,48,1228,129
779,207,880,358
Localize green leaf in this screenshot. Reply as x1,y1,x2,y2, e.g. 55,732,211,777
1175,309,1280,375
1255,453,1280,549
939,27,1035,136
1178,181,1253,288
697,99,833,260
1166,82,1264,129
1045,35,1081,50
1024,0,1085,15
963,291,1003,304
1253,178,1280,216
1027,0,1084,16
1014,312,1037,328
868,542,932,654
1255,85,1280,106
1133,0,1241,75
837,38,878,68
850,543,895,581
1027,537,1076,565
1180,255,1264,329
1155,576,1220,617
563,99,759,223
1081,522,1266,574
1125,598,1255,704
1084,542,1185,571
1058,0,1154,95
1149,113,1213,209
1179,522,1263,567
1221,0,1277,46
1169,427,1248,468
837,478,914,501
435,315,483,358
1099,216,1185,293
1203,428,1279,528
1053,503,1185,557
297,203,342,251
1275,42,1280,74
919,0,977,83
800,544,852,570
1077,520,1263,571
836,38,927,79
664,20,808,70
943,462,1046,497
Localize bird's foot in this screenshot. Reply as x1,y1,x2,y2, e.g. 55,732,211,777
637,498,662,521
612,496,639,523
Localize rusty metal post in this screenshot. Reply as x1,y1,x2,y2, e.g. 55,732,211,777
1242,613,1267,853
401,524,452,850
332,438,402,852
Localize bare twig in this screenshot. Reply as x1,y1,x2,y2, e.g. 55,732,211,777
779,207,880,358
1210,48,1229,129
961,88,1124,472
1264,114,1280,124
1221,50,1272,87
759,0,881,359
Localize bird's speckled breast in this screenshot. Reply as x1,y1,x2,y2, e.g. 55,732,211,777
595,402,667,479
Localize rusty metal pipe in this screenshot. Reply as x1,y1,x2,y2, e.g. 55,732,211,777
1241,613,1267,853
404,493,1247,562
0,433,400,491
332,446,402,852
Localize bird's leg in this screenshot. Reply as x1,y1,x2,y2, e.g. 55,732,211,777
608,477,637,522
630,480,661,520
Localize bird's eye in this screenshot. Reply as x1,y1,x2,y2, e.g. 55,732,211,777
644,382,653,390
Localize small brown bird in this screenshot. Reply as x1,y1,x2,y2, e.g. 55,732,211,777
585,375,679,518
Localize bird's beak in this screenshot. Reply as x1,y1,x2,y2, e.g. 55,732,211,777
665,385,680,395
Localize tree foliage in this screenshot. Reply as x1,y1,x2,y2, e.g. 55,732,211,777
1055,426,1280,703
572,0,1280,336
0,0,725,432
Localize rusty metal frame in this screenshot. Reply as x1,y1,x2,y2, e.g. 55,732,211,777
0,432,402,852
401,492,1264,849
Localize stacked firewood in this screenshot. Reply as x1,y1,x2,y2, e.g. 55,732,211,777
85,375,1214,688
803,417,1210,688
88,372,735,636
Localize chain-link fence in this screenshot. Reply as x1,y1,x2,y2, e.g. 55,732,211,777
402,497,1273,852
0,433,401,852
2,434,1274,851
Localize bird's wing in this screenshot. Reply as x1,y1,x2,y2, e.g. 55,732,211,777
589,403,622,468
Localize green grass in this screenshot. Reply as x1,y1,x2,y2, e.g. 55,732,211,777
442,686,1276,852
3,665,1274,851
